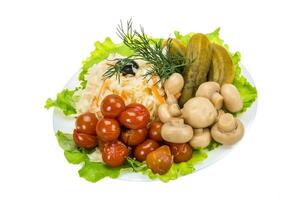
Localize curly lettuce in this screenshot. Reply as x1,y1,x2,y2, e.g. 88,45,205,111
44,89,77,116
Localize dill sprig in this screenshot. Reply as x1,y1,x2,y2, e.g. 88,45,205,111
102,58,133,82
116,19,188,82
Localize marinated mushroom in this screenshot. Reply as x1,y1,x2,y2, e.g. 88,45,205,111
221,84,243,113
189,128,211,149
182,97,217,128
164,73,184,104
211,113,244,145
195,82,224,109
161,118,193,143
164,73,184,96
215,109,226,122
158,103,181,123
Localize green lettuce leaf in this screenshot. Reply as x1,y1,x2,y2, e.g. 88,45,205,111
231,52,257,113
64,150,88,164
56,130,76,151
79,37,133,88
205,140,222,151
44,89,77,116
56,131,88,164
78,160,122,182
174,31,194,45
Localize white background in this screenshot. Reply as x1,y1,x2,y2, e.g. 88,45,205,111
0,0,299,199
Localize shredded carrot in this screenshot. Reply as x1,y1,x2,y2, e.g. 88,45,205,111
121,90,128,100
151,76,166,104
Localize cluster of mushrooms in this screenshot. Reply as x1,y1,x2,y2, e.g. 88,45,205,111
158,73,245,148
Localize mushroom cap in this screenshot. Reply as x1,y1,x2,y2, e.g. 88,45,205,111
218,113,236,132
182,97,217,128
221,84,243,113
161,118,193,143
189,128,211,149
195,81,220,99
211,118,244,145
196,82,223,109
164,73,184,95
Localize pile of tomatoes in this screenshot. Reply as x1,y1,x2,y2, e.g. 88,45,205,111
73,94,193,175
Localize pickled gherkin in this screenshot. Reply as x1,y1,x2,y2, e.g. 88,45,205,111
165,39,186,57
209,44,234,84
179,33,212,107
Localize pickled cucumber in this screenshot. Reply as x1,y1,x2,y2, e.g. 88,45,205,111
179,33,212,107
209,44,234,84
163,39,186,57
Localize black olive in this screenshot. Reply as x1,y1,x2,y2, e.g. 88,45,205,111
116,59,139,76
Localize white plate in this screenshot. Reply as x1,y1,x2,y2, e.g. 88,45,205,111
53,66,257,182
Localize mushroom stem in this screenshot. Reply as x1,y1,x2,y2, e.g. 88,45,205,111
189,128,212,149
168,104,181,117
195,82,223,110
161,118,193,143
211,92,224,109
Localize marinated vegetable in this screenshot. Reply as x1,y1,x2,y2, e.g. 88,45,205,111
101,94,125,118
179,33,212,106
73,129,98,149
146,145,173,175
148,121,163,142
119,103,150,129
208,44,234,84
96,118,120,142
121,128,147,146
102,141,129,167
75,112,98,135
168,143,193,163
134,139,160,162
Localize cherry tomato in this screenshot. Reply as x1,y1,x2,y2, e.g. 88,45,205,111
75,112,98,135
101,94,125,118
118,103,150,129
73,129,98,149
102,141,128,167
121,128,147,146
146,145,173,175
96,118,120,142
168,143,193,163
148,121,163,142
134,139,160,162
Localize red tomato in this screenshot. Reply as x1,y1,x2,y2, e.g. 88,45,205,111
75,112,98,135
146,145,173,175
96,118,120,142
73,129,98,149
168,143,193,163
102,141,129,167
121,128,148,146
118,103,150,129
148,121,163,142
134,139,160,162
101,94,125,118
